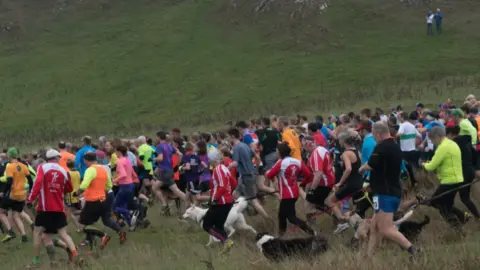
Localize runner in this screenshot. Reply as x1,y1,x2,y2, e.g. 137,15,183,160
74,152,126,251
65,160,82,232
359,122,417,258
153,131,187,215
278,117,302,161
27,149,79,267
446,126,480,219
58,142,75,172
113,145,137,229
302,136,335,225
327,132,364,231
75,136,96,179
0,147,33,243
201,150,236,253
266,143,316,236
421,126,469,230
227,128,269,218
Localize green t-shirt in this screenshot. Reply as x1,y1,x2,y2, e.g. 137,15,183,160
459,119,478,145
138,143,155,173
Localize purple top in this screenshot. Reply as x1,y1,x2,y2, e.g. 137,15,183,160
156,143,176,171
181,153,202,183
199,154,211,183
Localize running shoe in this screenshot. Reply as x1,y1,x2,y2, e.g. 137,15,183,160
119,232,127,245
221,239,234,254
99,234,111,250
142,219,151,229
161,205,171,216
131,210,140,228
21,235,28,243
1,232,16,243
79,240,90,247
333,223,350,234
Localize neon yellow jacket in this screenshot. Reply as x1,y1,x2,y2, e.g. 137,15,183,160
424,138,464,185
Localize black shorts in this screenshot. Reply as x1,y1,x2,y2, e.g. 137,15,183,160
306,186,332,206
141,170,153,181
35,211,67,234
335,185,363,201
176,176,187,192
0,198,25,213
79,201,108,226
188,180,210,195
134,183,141,197
68,202,82,211
155,169,176,187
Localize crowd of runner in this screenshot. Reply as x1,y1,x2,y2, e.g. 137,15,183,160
1,94,480,267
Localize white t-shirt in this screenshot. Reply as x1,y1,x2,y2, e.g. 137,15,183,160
380,115,388,123
398,122,421,152
427,14,434,24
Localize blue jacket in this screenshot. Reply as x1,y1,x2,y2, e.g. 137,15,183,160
75,145,96,179
435,12,443,24
361,133,376,180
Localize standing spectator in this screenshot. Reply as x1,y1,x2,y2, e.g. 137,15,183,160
360,122,417,258
426,11,435,35
435,8,444,34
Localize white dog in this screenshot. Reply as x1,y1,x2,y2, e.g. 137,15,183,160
182,197,257,246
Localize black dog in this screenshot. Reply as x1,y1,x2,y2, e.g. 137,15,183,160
397,215,430,242
255,233,328,262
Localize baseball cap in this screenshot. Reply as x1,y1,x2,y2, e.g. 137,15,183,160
451,108,464,118
46,149,61,159
7,147,18,159
96,150,106,160
84,152,97,162
356,120,372,132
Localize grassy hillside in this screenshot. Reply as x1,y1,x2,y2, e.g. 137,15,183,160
1,0,480,146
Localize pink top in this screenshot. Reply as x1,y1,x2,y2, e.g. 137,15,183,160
115,156,135,185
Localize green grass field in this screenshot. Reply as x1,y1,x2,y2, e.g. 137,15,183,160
1,0,480,147
1,2,480,267
1,185,480,270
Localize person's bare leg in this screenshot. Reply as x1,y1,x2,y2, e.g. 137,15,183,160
12,211,26,236
252,199,269,218
32,227,43,262
58,227,78,255
256,175,275,193
169,185,187,202
377,211,412,249
138,194,149,202
152,181,168,206
327,195,344,220
367,216,381,258
67,208,81,231
0,212,12,231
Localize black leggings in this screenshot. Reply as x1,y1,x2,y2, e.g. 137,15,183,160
430,184,467,230
279,198,315,235
202,204,232,243
459,172,480,218
403,151,419,186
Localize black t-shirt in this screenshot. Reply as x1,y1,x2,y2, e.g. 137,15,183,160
260,127,282,157
368,138,403,198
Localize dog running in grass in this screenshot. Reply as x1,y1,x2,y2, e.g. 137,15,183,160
182,197,257,246
255,232,329,262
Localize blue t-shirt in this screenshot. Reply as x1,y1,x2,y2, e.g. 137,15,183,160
156,143,175,171
75,145,96,179
361,134,376,179
320,126,329,140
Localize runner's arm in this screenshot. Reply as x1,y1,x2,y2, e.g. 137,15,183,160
265,160,281,179
76,167,96,196
423,146,445,171
28,166,44,203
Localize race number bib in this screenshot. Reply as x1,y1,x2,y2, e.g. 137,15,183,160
373,196,379,211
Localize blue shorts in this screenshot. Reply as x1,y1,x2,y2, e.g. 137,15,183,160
373,195,400,213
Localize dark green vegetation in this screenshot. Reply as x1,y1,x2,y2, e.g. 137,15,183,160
1,0,479,147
